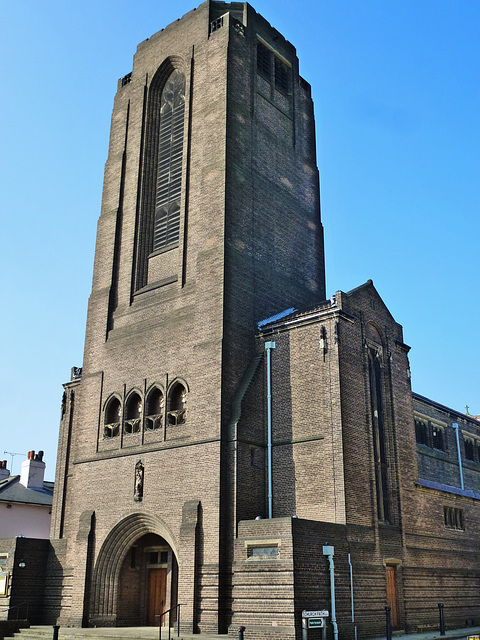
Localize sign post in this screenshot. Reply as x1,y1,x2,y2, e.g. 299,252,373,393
302,610,329,640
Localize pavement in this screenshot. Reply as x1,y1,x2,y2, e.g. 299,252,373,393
367,626,480,640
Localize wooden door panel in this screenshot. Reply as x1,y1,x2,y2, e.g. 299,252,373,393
386,565,399,629
147,568,167,626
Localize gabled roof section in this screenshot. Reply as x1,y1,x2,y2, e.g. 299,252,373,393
342,279,397,325
0,475,53,506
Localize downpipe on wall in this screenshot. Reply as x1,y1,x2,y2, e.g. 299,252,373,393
323,545,339,640
265,341,276,519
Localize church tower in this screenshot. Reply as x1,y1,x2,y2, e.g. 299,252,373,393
50,1,325,633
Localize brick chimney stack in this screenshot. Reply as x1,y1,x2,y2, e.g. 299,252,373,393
20,450,46,489
0,460,9,480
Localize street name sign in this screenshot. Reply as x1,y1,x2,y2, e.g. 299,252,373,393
302,610,329,618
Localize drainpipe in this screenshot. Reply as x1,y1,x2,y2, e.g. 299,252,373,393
348,553,357,640
452,423,464,490
323,545,339,640
265,341,276,519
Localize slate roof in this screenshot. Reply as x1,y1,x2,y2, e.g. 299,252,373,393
0,475,53,506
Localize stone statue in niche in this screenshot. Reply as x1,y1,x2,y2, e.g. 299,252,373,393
134,461,144,501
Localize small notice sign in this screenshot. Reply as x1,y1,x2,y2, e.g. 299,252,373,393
302,610,329,618
308,618,325,629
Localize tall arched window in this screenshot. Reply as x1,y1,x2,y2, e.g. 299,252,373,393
135,61,186,291
368,347,390,523
153,69,185,252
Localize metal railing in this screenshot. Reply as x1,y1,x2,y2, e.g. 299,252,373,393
0,601,29,620
156,603,185,640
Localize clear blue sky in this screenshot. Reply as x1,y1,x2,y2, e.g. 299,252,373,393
1,1,479,480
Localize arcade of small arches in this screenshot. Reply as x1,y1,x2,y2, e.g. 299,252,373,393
103,379,188,439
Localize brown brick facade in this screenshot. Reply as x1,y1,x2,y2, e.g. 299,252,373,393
45,2,480,639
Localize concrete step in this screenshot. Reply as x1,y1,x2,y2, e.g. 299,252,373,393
13,626,228,640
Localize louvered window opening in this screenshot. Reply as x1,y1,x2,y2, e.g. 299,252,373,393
257,41,271,80
154,70,185,252
275,56,289,94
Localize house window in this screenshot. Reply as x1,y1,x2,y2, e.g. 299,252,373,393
124,392,142,434
167,382,187,426
0,554,7,568
444,506,464,531
104,397,122,438
145,387,164,431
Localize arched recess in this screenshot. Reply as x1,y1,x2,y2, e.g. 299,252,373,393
365,321,384,347
124,388,143,434
103,394,122,439
145,384,165,431
135,56,187,292
90,512,179,624
167,378,189,426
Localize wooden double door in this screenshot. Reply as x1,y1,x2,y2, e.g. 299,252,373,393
147,568,167,626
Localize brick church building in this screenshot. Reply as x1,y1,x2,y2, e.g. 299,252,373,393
44,2,480,639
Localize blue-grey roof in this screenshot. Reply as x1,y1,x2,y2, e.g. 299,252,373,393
417,478,480,501
0,476,53,506
257,307,297,329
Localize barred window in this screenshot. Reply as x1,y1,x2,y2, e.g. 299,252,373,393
153,69,185,252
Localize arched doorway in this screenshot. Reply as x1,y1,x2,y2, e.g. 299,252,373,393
117,532,178,626
90,513,179,627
